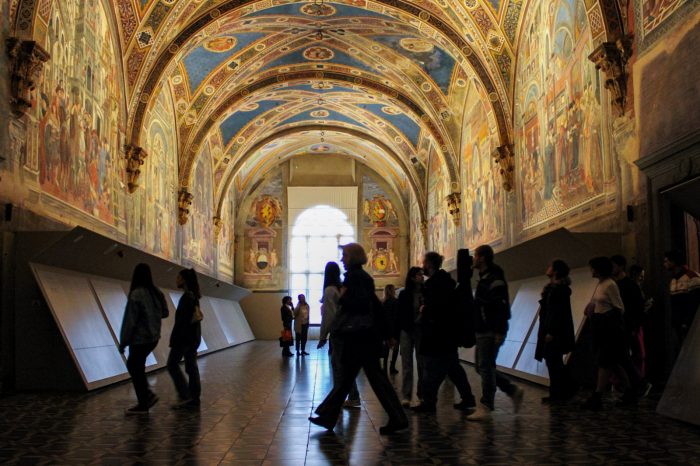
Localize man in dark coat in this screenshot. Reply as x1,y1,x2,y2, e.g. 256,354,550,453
468,245,523,421
412,251,475,413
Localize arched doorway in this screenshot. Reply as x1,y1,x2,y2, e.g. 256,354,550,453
289,205,354,324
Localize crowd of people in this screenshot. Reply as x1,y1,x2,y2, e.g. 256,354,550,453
299,243,699,433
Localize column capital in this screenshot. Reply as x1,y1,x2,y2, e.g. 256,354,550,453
445,192,461,225
588,36,633,118
178,189,194,225
492,143,515,192
6,37,50,117
124,145,148,193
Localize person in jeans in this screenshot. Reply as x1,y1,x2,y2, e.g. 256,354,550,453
294,294,310,356
318,261,361,407
167,268,203,409
535,260,575,403
395,267,425,406
412,252,476,414
119,263,169,415
310,243,408,434
468,245,523,421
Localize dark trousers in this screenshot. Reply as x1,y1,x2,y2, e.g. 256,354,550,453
295,324,309,353
422,350,475,407
475,333,517,409
382,344,399,372
315,333,407,425
167,344,201,401
544,350,570,399
126,341,158,407
330,335,360,401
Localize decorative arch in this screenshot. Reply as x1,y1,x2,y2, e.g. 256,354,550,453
215,124,426,227
181,70,457,190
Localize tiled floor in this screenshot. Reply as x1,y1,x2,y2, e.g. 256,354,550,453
1,341,699,465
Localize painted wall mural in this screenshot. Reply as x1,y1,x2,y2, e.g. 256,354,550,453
641,0,688,37
461,82,505,249
514,0,612,232
409,192,426,267
427,144,456,269
33,0,125,229
182,144,215,274
217,190,235,280
362,175,401,280
238,167,286,289
141,87,179,260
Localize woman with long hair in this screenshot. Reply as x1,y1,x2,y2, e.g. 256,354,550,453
318,261,360,407
381,284,400,375
395,266,425,406
535,259,575,403
310,243,407,434
167,268,203,409
120,263,169,414
582,256,636,410
294,294,310,356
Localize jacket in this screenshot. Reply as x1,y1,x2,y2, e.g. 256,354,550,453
169,291,202,348
281,304,293,330
419,269,459,356
456,280,476,348
332,266,387,341
474,264,511,334
382,296,399,339
535,281,575,361
395,288,420,337
616,276,645,330
120,287,168,349
319,286,340,340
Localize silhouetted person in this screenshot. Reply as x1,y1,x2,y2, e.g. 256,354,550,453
280,296,294,357
310,243,408,434
468,245,523,421
582,257,636,410
167,268,203,409
413,251,476,413
119,263,169,414
318,261,360,407
294,294,310,356
381,284,400,375
395,266,425,406
535,260,575,403
664,250,700,351
611,255,644,391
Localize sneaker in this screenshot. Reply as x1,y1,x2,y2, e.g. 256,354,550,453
510,387,524,413
343,399,361,408
410,403,436,414
308,416,335,431
125,405,149,415
466,404,493,421
379,420,408,435
453,398,477,411
400,399,411,408
301,351,310,356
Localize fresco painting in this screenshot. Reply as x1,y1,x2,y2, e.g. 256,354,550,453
641,0,688,36
217,190,235,280
515,0,609,230
461,86,504,249
427,146,456,269
183,144,215,273
362,175,401,279
142,88,178,260
35,0,124,227
239,168,286,289
409,193,425,267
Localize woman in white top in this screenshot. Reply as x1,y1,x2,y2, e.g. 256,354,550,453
318,262,360,406
582,256,636,410
294,294,310,356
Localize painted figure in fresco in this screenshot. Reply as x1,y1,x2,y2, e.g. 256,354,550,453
388,249,399,275
269,248,279,269
248,247,257,273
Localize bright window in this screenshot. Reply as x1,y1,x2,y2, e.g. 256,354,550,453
289,205,355,324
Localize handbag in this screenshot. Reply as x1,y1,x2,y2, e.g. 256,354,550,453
279,329,293,347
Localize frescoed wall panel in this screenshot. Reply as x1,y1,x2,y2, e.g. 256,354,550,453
427,144,456,270
217,189,236,280
11,0,127,234
409,191,425,267
514,0,614,234
237,167,286,290
361,174,401,282
182,144,215,274
460,81,505,249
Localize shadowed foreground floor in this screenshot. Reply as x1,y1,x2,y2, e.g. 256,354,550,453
1,340,699,465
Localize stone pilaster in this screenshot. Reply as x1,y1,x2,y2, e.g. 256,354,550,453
6,38,50,117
